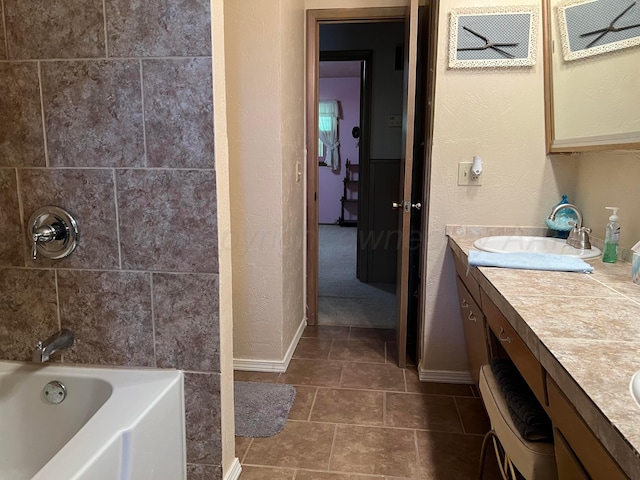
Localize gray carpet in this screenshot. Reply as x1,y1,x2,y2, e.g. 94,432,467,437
234,381,296,438
318,225,396,328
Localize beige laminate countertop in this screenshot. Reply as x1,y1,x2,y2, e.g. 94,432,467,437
446,226,640,479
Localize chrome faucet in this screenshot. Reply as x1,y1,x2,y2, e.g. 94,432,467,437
547,203,592,250
32,329,75,363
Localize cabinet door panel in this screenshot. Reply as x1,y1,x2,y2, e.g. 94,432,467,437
547,378,628,480
482,290,547,405
450,241,481,305
553,428,589,480
455,275,489,386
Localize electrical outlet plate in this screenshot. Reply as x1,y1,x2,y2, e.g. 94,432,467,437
458,161,482,186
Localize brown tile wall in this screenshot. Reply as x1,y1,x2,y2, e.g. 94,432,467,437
0,2,220,478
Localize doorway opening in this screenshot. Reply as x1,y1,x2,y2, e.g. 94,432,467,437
316,23,404,331
307,4,434,368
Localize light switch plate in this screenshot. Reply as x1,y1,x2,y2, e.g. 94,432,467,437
458,162,482,186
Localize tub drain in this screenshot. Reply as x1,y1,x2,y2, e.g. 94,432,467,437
43,380,67,405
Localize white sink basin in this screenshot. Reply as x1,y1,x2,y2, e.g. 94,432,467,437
631,370,640,408
473,236,601,260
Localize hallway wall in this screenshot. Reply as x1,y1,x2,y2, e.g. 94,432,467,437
226,0,306,366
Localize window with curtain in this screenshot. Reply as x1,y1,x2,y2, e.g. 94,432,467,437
318,100,340,170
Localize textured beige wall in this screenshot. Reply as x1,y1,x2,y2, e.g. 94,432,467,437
226,0,284,362
422,0,578,374
573,150,640,252
280,0,307,352
226,0,306,363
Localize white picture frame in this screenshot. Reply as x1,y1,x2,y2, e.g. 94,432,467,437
449,5,539,69
556,0,640,62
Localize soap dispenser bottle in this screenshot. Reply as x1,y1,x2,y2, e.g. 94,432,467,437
603,207,620,263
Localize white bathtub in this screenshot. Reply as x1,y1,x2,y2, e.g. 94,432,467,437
0,360,185,480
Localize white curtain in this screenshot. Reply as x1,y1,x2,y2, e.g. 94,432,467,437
319,100,340,170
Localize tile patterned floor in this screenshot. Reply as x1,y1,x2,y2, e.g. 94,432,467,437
235,326,501,479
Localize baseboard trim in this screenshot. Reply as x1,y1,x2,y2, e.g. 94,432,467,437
223,458,242,480
282,316,307,370
417,361,473,384
233,317,307,373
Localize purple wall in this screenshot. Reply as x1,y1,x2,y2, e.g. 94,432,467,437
319,76,361,224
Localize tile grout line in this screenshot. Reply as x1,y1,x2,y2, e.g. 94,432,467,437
0,264,219,275
413,429,420,479
138,59,149,168
327,423,338,473
0,165,215,172
383,391,387,427
54,269,62,330
453,396,467,434
307,386,319,422
36,61,49,167
111,169,123,269
149,273,157,367
283,418,480,435
14,167,26,265
102,0,108,57
326,338,334,361
403,366,408,392
1,0,7,58
240,438,253,465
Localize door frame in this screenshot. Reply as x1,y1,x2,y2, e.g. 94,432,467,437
306,7,407,326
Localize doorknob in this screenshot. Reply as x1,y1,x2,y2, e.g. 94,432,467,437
392,202,403,209
412,203,422,210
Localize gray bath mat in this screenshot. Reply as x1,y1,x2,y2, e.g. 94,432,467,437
234,381,296,438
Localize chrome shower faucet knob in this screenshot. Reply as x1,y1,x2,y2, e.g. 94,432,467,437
28,206,79,261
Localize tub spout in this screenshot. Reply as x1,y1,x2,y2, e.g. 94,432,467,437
33,329,75,363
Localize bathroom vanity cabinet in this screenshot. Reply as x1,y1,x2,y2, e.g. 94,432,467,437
449,235,634,480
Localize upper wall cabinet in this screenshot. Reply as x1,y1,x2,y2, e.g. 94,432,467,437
543,0,640,153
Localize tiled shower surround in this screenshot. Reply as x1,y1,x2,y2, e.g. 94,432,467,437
0,1,221,478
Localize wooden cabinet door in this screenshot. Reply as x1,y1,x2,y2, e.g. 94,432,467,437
455,276,489,386
553,428,589,480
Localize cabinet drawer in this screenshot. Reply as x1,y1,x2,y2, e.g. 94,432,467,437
451,247,481,305
455,276,490,386
547,378,628,480
481,290,546,405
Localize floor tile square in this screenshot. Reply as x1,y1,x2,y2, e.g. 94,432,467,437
349,327,396,342
243,421,335,470
295,472,381,479
330,425,417,477
311,388,384,426
340,362,405,391
303,325,350,339
455,396,491,435
293,337,334,359
416,430,501,479
238,466,295,479
279,359,343,387
288,386,317,421
385,392,463,432
329,339,386,363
